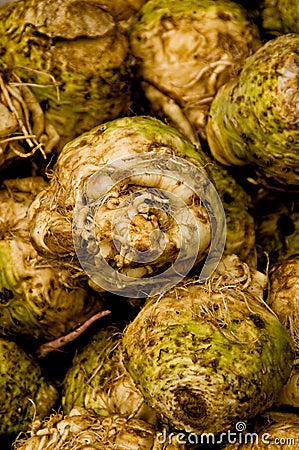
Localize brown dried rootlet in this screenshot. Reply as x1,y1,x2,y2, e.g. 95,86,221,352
122,254,294,435
206,33,299,189
28,116,213,291
222,411,299,449
128,0,261,143
62,324,157,424
0,336,58,438
13,406,186,450
0,61,60,171
0,0,132,148
0,176,106,344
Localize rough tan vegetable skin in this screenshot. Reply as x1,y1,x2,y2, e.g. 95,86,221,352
0,0,132,147
129,0,261,142
122,255,294,434
0,177,105,343
206,33,299,188
0,337,58,437
28,116,213,293
13,406,186,450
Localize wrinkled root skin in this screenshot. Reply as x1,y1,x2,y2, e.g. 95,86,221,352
13,407,186,450
261,0,299,35
36,309,111,358
122,274,294,434
0,0,132,147
62,325,157,424
0,64,60,170
268,257,299,353
207,160,256,263
207,34,299,189
28,116,212,292
0,177,106,343
129,0,261,142
0,338,58,437
221,411,299,449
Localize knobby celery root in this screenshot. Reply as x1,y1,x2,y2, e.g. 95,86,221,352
222,411,299,449
275,359,299,408
0,337,58,437
129,0,261,143
62,324,157,424
261,0,299,34
122,254,294,434
207,160,256,264
0,62,60,170
268,257,299,353
0,177,106,344
0,0,132,147
13,406,186,450
206,33,299,189
28,116,215,294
